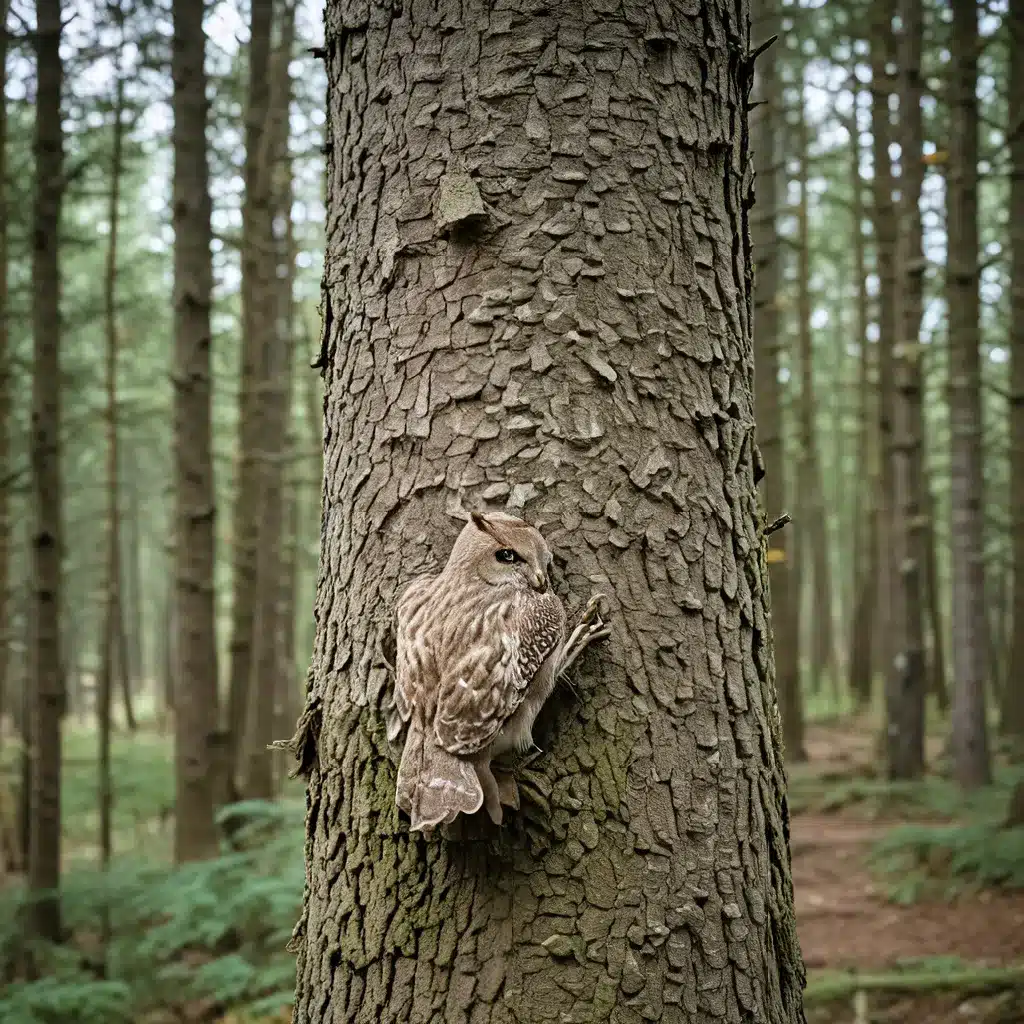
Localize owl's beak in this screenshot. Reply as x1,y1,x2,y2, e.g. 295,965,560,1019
531,570,547,592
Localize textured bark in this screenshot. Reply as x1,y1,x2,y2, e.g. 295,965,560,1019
0,0,10,746
947,0,991,788
870,10,897,691
289,3,806,1023
227,0,275,796
1005,0,1024,744
241,2,297,800
171,0,221,861
795,92,835,698
752,0,803,762
28,0,64,944
847,118,876,709
886,0,926,780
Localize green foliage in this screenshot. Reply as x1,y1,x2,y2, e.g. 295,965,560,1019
0,800,303,1024
0,978,133,1024
869,820,1024,903
787,761,1022,821
805,959,1024,1005
860,765,1024,902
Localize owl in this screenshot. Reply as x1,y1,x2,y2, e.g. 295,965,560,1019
388,510,608,833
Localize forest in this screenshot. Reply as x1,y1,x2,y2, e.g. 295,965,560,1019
1,0,1023,1021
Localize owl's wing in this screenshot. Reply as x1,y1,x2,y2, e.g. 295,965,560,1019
433,591,566,755
390,574,437,738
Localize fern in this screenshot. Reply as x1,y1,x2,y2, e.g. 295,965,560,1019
1,799,304,1024
0,977,132,1024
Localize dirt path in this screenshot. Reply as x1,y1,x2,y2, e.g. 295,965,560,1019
791,813,1024,971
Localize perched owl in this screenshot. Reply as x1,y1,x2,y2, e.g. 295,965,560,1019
389,510,607,833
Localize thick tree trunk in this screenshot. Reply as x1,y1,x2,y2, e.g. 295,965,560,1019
288,4,807,1022
795,89,835,698
171,0,221,861
28,0,64,944
870,9,897,701
947,0,991,788
1005,0,1024,745
226,0,275,800
241,2,296,800
886,0,927,780
752,0,803,762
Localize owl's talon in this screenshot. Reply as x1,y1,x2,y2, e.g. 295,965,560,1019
494,770,521,810
519,748,544,769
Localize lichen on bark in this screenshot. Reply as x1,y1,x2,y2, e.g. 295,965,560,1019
291,2,807,1022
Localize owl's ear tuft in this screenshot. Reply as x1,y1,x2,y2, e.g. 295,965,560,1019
470,510,490,531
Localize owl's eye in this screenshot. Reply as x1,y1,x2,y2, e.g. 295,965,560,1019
494,548,520,564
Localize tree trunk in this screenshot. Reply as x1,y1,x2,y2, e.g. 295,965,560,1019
99,11,126,947
276,149,302,758
171,0,221,862
226,0,275,799
1005,0,1024,745
28,0,65,944
947,0,991,788
123,448,146,691
288,4,807,1022
923,486,949,711
847,116,876,709
886,0,927,780
752,0,804,762
0,0,10,751
795,85,835,699
241,2,296,800
870,6,897,703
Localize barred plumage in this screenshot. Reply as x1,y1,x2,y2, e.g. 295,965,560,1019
391,510,568,832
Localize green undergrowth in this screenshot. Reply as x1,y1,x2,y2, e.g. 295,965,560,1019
805,956,1024,1005
786,761,1022,822
1,800,303,1024
858,765,1024,903
868,816,1024,904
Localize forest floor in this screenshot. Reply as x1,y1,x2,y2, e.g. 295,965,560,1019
791,718,1024,1023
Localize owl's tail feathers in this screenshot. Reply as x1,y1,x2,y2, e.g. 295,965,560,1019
395,727,483,832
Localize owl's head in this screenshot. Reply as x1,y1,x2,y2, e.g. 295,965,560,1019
447,510,553,592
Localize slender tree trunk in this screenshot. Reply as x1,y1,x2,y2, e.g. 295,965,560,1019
752,0,804,762
241,2,296,800
171,0,221,862
226,0,275,799
886,0,927,780
947,0,991,788
18,577,30,872
28,0,65,944
924,485,949,711
847,116,876,709
0,0,11,749
288,4,807,1022
1005,0,1024,745
276,151,301,758
99,13,126,950
870,7,898,704
115,556,135,730
123,448,146,691
795,86,836,698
